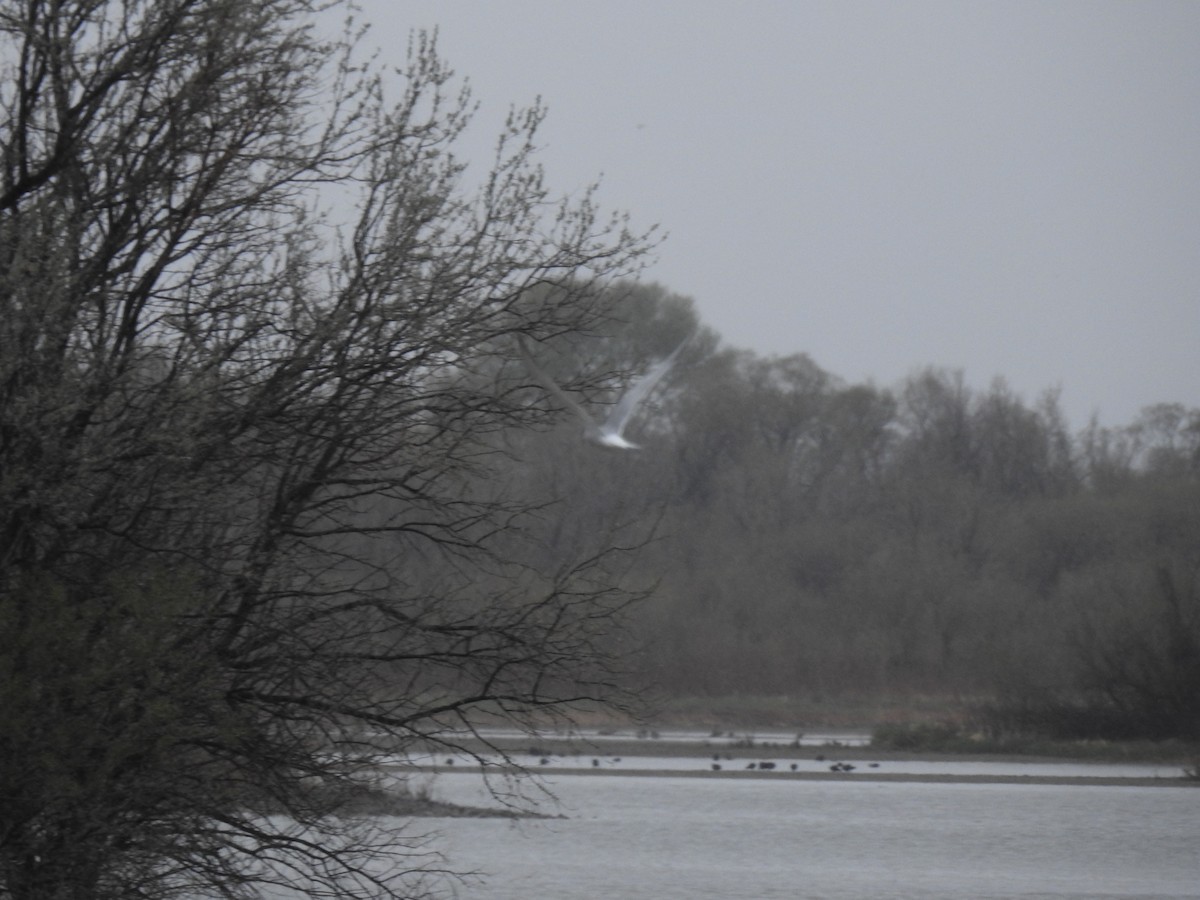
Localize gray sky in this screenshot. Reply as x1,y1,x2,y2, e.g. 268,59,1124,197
356,1,1199,429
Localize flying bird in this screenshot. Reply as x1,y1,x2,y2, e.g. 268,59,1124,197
517,333,689,450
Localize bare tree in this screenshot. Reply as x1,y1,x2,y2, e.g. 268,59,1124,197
0,2,655,898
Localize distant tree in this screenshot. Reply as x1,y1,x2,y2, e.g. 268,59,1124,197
803,382,896,518
984,551,1200,742
0,2,654,899
897,368,978,480
1128,403,1200,477
1074,560,1200,739
971,380,1077,498
669,349,828,512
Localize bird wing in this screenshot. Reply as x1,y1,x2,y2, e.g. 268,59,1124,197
516,335,600,431
602,334,690,436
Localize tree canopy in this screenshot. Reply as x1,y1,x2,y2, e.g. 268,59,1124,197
0,2,656,898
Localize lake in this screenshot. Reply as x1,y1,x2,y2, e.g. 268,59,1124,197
425,769,1199,899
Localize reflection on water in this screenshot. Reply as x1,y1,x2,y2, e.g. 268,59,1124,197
428,773,1200,900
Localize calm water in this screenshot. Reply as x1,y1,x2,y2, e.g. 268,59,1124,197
426,771,1199,899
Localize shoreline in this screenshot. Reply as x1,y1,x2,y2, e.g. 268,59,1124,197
388,733,1199,789
450,733,1196,768
395,763,1197,789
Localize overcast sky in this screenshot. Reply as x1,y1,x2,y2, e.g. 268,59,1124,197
355,1,1199,429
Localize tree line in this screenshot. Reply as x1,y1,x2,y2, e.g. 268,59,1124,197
495,283,1200,741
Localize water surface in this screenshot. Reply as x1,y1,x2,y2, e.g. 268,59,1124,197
428,772,1199,899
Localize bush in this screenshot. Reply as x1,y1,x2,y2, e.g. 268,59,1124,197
871,721,968,751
